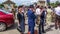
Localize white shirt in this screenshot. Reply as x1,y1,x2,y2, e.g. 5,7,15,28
35,8,41,15
55,7,60,16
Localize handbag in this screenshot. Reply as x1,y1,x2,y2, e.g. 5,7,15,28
17,26,22,32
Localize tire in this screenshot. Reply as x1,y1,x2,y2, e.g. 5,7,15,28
0,22,7,32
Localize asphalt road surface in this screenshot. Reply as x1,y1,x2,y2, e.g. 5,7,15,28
0,20,60,34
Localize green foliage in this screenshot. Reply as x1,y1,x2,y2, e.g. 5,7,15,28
47,2,50,5
0,4,4,8
50,1,60,7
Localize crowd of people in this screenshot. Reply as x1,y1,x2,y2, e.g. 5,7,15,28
16,3,60,34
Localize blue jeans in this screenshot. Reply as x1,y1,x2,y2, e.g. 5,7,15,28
39,18,45,34
28,25,34,34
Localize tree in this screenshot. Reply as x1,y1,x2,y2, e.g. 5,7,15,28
50,1,60,7
55,1,60,5
0,4,4,8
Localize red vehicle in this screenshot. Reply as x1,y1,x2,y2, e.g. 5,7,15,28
0,9,14,31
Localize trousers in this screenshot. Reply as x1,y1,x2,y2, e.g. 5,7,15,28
39,18,45,34
28,25,35,34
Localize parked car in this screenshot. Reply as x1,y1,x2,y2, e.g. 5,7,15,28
0,9,14,31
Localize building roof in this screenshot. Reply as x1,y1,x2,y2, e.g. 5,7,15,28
38,0,46,3
39,0,46,1
2,0,15,4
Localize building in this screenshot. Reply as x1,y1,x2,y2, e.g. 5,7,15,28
2,0,15,11
37,0,47,6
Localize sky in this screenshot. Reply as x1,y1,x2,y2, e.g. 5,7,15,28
50,0,58,3
11,0,38,6
0,0,60,6
0,0,38,6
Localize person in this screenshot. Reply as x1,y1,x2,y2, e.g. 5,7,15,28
54,3,60,29
46,6,53,25
27,5,36,34
35,5,41,25
36,6,41,15
39,6,45,34
51,7,55,22
17,6,25,34
11,9,16,16
44,7,47,25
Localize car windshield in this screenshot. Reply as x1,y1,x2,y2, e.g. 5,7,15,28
0,9,10,14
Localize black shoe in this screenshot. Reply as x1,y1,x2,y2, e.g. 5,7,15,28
55,28,58,30
39,32,42,34
42,31,46,33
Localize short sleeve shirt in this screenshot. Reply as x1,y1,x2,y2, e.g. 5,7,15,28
55,7,60,16
35,8,41,15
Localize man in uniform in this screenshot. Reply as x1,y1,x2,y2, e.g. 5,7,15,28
27,5,36,34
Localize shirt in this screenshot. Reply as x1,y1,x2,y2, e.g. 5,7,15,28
35,8,41,15
27,10,36,26
55,7,60,16
17,13,25,22
41,10,45,18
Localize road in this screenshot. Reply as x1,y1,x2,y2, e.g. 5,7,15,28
0,20,60,34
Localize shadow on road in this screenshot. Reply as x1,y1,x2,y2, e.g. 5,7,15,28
7,22,18,31
45,25,55,32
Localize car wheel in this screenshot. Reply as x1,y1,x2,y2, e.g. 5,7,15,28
0,22,7,32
